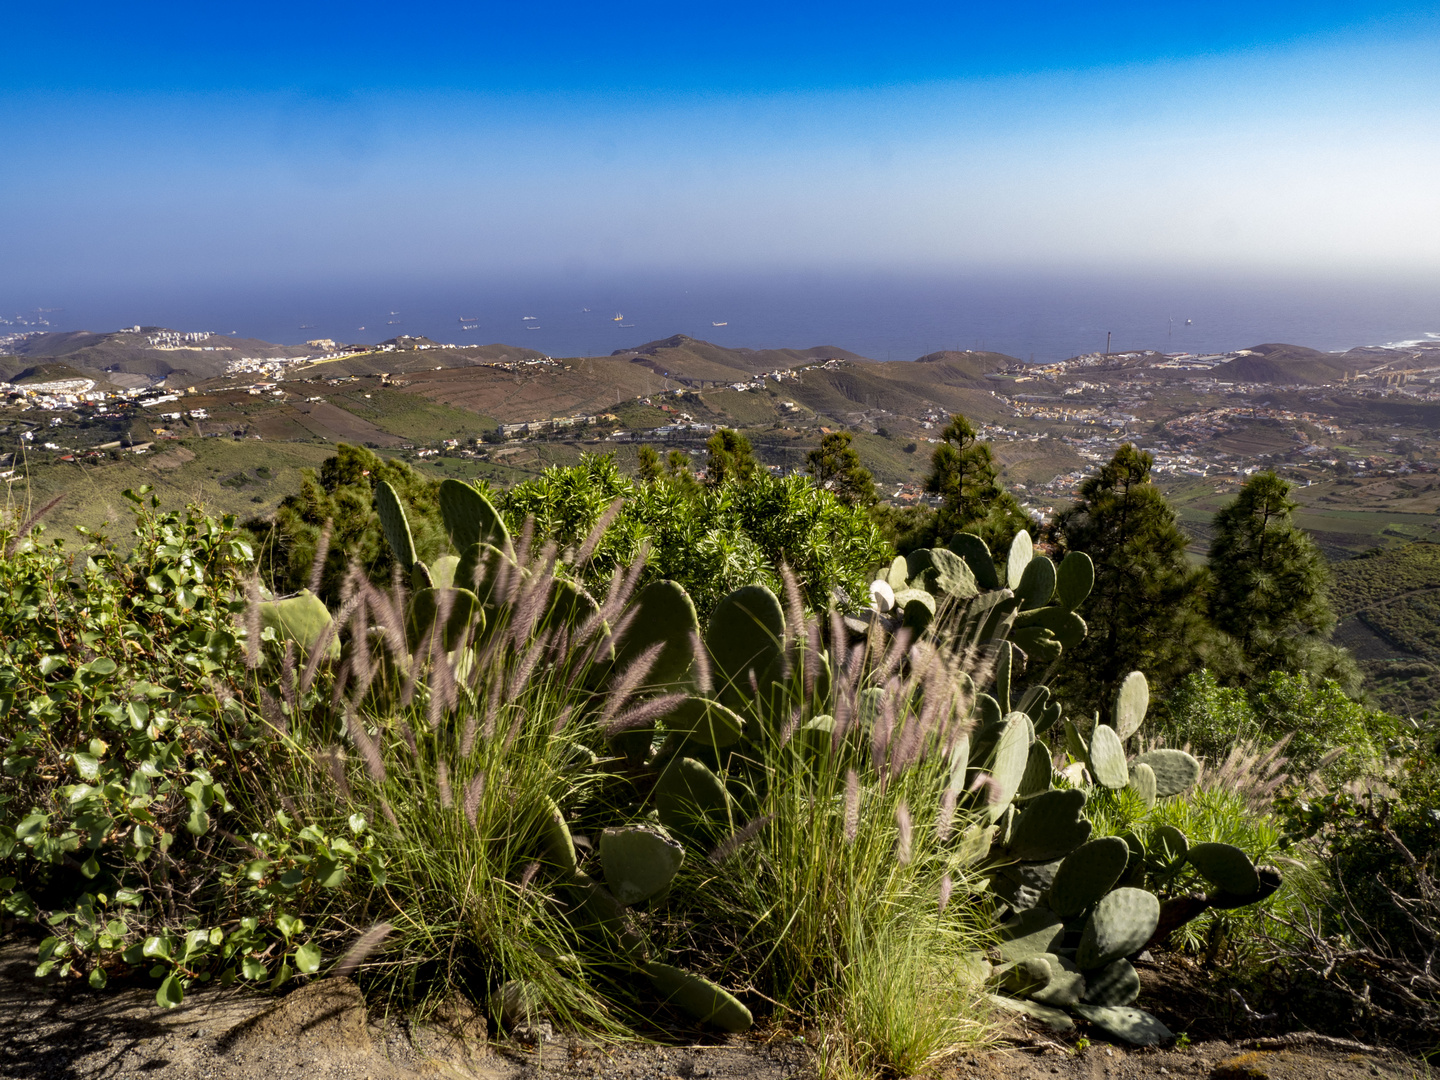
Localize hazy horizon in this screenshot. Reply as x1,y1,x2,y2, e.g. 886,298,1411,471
3,2,1438,306
6,269,1437,364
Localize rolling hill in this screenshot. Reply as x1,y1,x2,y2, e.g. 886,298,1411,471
612,334,871,384
2,328,312,386
1215,343,1371,385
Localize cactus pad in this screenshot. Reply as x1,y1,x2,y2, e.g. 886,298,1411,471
978,592,1021,643
1006,788,1092,862
1208,864,1282,909
1001,858,1063,893
1049,836,1131,917
1087,722,1130,790
538,796,578,878
885,554,910,591
1018,684,1050,715
656,757,732,846
1018,740,1054,798
1127,761,1157,809
869,579,895,612
1039,699,1063,732
987,993,1075,1032
438,478,512,557
1081,959,1141,1007
1072,1004,1172,1047
661,697,746,750
955,821,997,867
1013,555,1056,612
997,906,1065,963
1054,551,1095,612
538,577,593,630
1186,842,1261,897
1117,832,1146,888
998,956,1053,995
455,542,513,606
990,874,1045,913
374,480,417,571
1129,748,1201,798
568,873,646,959
611,579,699,693
1076,887,1160,969
705,584,784,705
973,692,1003,733
1017,606,1087,650
407,587,483,651
1030,967,1086,1009
644,962,753,1032
904,547,934,581
259,590,340,661
1111,671,1149,740
928,547,979,599
948,532,1000,590
429,554,459,590
994,640,1014,714
1006,530,1034,589
1011,626,1062,666
599,827,685,906
984,713,1032,821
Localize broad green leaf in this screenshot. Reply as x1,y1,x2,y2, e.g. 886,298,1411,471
157,974,184,1008
142,935,171,961
294,944,322,974
312,855,347,889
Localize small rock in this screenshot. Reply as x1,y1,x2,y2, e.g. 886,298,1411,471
219,979,371,1057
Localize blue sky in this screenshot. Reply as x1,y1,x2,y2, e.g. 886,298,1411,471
2,1,1438,298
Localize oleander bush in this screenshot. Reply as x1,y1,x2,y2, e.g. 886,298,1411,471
251,446,890,620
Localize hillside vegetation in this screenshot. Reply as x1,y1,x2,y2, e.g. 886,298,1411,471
1331,542,1440,716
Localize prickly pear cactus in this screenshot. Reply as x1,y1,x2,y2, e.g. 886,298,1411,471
258,589,340,661
849,531,1280,1045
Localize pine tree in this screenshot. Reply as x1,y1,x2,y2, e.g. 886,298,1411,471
1051,444,1211,714
1208,471,1347,680
637,444,663,483
923,414,1032,555
705,428,759,486
806,431,877,507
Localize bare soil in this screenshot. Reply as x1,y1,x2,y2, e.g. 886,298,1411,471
0,941,1425,1080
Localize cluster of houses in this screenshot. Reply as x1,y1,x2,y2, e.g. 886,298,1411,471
145,330,230,351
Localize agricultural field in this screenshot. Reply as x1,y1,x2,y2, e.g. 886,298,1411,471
1166,475,1440,560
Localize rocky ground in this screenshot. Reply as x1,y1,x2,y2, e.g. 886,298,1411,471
0,942,1426,1080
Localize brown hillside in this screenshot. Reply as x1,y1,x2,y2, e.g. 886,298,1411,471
1215,343,1368,386
612,334,871,384
912,350,1014,381
4,329,312,386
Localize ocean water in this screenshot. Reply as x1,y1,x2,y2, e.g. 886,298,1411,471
15,270,1440,363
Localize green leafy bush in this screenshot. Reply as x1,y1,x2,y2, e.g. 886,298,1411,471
252,447,891,620
1272,721,1440,1039
1158,668,1397,781
493,452,892,617
0,489,368,1004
